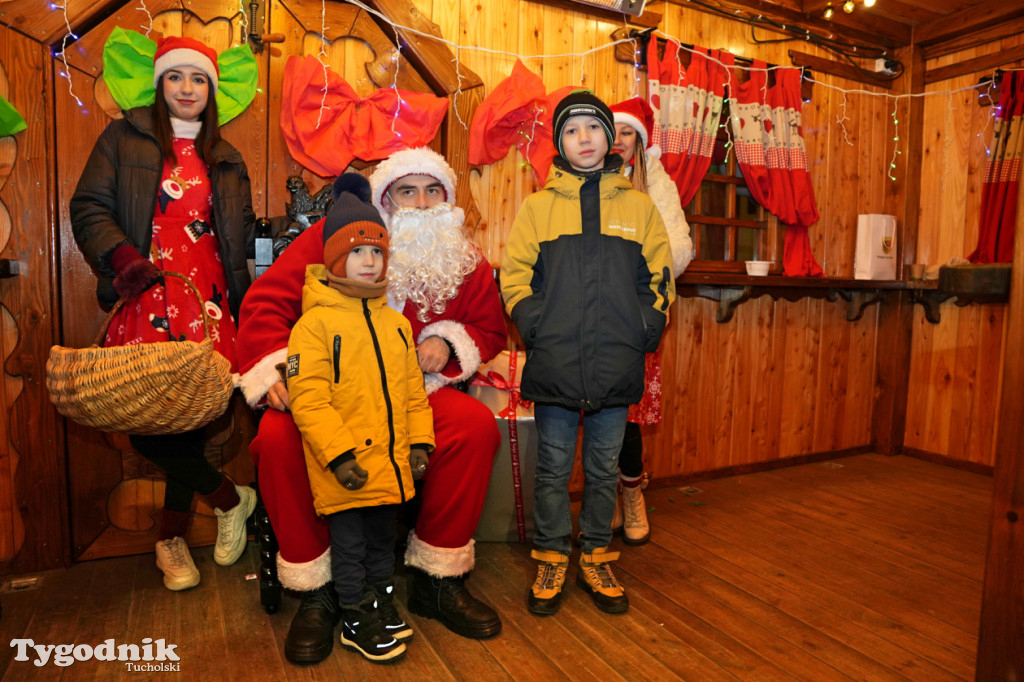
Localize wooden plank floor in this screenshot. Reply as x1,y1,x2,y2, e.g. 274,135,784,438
0,454,991,680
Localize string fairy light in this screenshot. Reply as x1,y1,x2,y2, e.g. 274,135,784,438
51,2,84,109
389,28,404,137
136,0,154,37
629,28,642,99
237,0,249,45
887,96,902,182
71,0,997,186
315,0,329,129
450,45,469,133
835,90,853,146
979,77,999,157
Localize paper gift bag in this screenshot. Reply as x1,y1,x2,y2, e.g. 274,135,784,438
854,214,897,280
467,350,538,542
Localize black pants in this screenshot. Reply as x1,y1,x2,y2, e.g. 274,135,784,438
129,430,223,513
617,421,644,478
328,504,399,606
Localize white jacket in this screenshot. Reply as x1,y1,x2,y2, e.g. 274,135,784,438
631,154,693,277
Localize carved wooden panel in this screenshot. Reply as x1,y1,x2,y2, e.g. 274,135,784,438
0,23,66,574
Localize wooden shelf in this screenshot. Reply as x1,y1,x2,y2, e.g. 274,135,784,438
676,272,919,323
908,263,1011,323
676,266,1010,324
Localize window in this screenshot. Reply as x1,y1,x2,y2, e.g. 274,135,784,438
682,106,782,273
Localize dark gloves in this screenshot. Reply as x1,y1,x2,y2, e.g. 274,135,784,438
333,457,368,491
410,447,429,480
110,243,161,300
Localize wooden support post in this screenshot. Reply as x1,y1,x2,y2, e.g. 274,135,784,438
872,45,923,456
975,139,1024,681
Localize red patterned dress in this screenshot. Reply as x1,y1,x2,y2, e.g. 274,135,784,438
105,136,239,371
628,351,662,425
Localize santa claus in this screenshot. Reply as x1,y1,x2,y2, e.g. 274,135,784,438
236,147,506,663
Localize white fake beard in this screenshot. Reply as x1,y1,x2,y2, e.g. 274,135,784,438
385,203,479,322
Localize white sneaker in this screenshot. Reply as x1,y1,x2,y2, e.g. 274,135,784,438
213,485,257,566
155,537,200,591
621,479,651,546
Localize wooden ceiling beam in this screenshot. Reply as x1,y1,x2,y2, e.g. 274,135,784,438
661,0,910,49
522,0,662,29
924,43,1024,85
923,16,1024,59
914,0,1024,48
802,0,941,25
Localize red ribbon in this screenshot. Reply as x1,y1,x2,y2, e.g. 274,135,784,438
469,369,532,418
470,352,529,542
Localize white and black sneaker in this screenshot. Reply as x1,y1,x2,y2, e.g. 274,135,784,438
339,595,406,663
372,582,413,640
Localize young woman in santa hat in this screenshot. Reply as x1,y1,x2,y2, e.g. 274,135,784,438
70,35,258,591
608,96,694,545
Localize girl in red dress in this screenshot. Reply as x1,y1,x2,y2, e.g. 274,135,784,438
70,36,257,591
610,97,694,545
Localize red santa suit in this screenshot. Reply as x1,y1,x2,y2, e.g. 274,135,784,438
236,216,505,589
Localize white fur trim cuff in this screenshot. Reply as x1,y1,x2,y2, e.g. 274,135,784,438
404,531,475,578
276,548,331,591
239,348,288,406
419,319,481,386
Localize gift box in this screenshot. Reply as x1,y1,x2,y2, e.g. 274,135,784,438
468,350,537,542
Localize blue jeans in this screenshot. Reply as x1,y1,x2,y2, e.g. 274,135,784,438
533,404,628,555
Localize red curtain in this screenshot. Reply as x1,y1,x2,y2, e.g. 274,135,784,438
729,62,822,276
647,34,734,207
969,71,1024,263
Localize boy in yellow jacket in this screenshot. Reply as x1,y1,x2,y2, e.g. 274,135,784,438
287,173,434,663
501,90,675,617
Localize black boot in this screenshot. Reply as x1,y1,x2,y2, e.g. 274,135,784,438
406,569,502,639
284,585,340,664
339,593,406,663
370,581,413,641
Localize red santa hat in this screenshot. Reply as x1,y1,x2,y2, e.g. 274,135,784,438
368,147,456,215
610,97,657,157
153,36,219,92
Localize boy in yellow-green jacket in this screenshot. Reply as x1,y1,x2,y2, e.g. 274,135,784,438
501,90,675,617
287,173,434,664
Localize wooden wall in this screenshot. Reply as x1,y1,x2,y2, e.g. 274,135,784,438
0,0,1004,572
416,0,903,478
903,35,1024,467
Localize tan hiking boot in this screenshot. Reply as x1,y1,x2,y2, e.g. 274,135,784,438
621,475,651,545
576,547,628,613
528,549,569,616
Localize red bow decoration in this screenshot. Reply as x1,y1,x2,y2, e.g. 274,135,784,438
468,60,575,185
280,55,449,177
470,369,532,418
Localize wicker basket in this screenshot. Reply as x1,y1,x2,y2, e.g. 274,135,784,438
46,271,235,435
